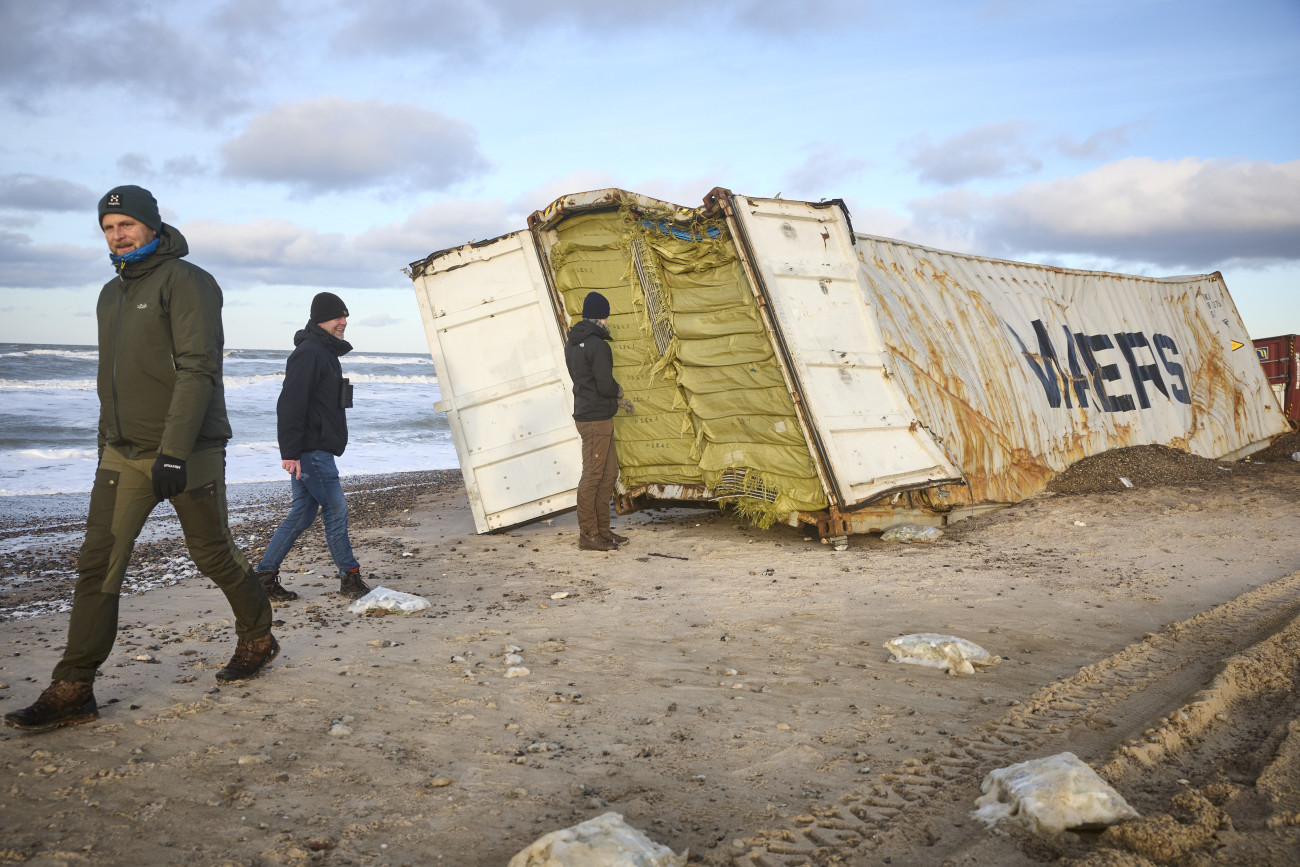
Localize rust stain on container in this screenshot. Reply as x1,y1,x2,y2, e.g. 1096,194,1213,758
410,188,1289,537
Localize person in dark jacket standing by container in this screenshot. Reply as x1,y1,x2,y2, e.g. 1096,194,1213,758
4,185,277,733
253,292,371,601
564,291,633,552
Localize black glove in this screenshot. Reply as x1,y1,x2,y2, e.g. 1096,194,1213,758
151,454,187,501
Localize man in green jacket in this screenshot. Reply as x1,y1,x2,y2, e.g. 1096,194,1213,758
3,185,278,733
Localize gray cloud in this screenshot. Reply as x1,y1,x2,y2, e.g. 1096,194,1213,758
907,157,1300,270
1051,122,1146,161
0,230,104,288
359,313,405,328
0,2,260,121
727,0,892,34
907,120,1043,186
183,218,371,287
330,0,495,59
0,174,98,211
116,153,210,181
221,98,491,197
182,199,514,289
162,155,210,179
332,0,888,58
782,143,870,201
117,154,155,177
361,199,519,267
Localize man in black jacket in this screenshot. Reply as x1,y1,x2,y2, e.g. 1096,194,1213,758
253,292,371,600
4,185,276,733
564,291,632,551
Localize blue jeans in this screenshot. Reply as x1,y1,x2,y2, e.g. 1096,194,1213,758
256,451,359,576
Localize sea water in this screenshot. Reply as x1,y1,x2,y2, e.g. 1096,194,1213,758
0,342,457,498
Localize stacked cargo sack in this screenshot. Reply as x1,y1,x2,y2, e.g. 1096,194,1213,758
549,204,827,527
551,212,701,489
637,215,825,524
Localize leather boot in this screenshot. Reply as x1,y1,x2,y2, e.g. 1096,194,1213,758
339,568,371,600
600,529,629,545
579,533,616,551
216,633,280,684
3,680,98,732
256,570,299,603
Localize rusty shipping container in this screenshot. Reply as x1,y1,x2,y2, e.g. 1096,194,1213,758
409,188,1291,538
1252,334,1299,422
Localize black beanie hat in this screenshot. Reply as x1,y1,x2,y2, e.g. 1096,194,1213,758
581,291,610,319
311,292,349,323
97,185,162,233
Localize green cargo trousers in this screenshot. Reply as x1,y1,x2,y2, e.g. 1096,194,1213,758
52,444,271,683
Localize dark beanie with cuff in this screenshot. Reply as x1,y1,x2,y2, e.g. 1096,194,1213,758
581,291,610,320
311,292,349,323
97,185,162,233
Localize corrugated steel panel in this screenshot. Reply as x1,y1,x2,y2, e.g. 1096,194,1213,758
1253,334,1299,421
410,231,579,532
850,230,1291,502
721,195,963,508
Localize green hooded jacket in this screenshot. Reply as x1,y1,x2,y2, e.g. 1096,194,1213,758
95,223,232,460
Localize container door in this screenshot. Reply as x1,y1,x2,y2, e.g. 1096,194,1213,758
411,232,579,533
724,195,963,508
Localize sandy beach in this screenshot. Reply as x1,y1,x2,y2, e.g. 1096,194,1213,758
2,436,1299,866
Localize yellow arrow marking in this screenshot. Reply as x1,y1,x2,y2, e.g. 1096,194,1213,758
1231,340,1244,351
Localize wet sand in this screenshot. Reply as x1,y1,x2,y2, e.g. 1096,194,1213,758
1,442,1298,865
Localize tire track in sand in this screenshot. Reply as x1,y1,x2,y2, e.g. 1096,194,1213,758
730,570,1300,865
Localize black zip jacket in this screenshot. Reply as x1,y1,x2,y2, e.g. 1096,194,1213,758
565,319,620,422
277,322,353,459
95,223,231,460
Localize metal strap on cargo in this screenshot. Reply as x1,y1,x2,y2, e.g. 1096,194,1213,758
631,235,674,356
710,467,778,503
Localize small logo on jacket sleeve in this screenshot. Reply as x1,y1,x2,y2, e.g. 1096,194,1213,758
136,303,148,309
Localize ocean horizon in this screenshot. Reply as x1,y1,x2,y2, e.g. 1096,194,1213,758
0,342,458,498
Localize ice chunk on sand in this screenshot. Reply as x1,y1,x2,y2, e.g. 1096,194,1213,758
972,752,1139,834
508,811,686,866
884,633,1001,675
347,587,430,615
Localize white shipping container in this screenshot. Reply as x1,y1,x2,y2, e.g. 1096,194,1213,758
410,188,1290,536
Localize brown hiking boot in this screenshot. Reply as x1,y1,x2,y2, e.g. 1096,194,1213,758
3,680,98,732
601,529,629,545
216,633,279,684
256,570,299,603
579,533,616,551
340,568,371,600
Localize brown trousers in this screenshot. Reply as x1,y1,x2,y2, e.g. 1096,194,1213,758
575,418,619,538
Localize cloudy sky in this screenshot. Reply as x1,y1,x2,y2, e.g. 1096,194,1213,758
2,0,1297,353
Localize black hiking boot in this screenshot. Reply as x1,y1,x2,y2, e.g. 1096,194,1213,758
339,568,371,600
256,569,299,603
215,633,279,684
3,680,98,732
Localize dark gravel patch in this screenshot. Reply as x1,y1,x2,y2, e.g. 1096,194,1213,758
1044,444,1235,495
1044,430,1299,496
0,469,464,621
1246,429,1300,463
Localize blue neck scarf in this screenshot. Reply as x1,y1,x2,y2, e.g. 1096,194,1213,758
110,237,160,269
